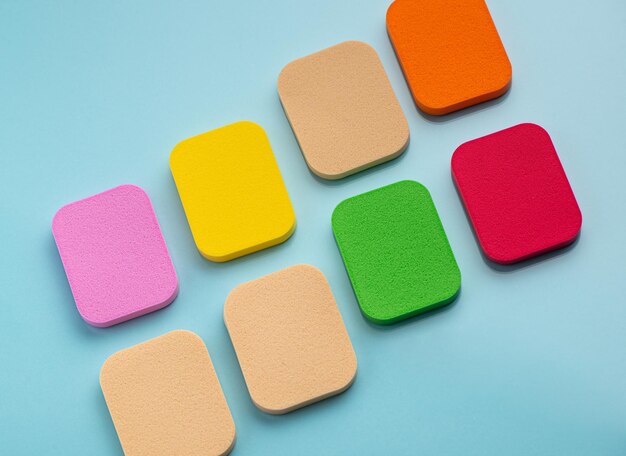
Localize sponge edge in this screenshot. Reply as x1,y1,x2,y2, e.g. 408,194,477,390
332,180,461,324
278,40,409,179
170,121,296,262
100,330,236,456
224,264,357,414
52,184,178,327
452,123,582,264
386,0,511,115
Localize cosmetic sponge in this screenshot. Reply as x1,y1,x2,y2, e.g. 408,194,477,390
224,264,357,414
170,121,296,262
332,180,461,324
52,184,178,327
100,330,236,456
452,123,582,264
386,0,511,115
278,40,409,179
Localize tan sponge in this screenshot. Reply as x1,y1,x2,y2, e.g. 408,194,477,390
224,264,357,414
278,41,409,179
100,330,236,456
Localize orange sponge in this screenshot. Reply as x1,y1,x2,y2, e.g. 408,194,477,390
386,0,512,115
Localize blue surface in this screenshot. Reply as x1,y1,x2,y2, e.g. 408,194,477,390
1,1,626,454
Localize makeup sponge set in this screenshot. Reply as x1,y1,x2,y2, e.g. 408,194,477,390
50,1,582,454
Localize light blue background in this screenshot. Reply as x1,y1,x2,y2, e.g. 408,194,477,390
1,1,626,454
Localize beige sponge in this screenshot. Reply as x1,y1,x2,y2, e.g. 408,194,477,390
224,264,357,414
100,330,236,456
278,41,409,179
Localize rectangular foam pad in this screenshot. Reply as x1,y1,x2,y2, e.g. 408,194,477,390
278,41,409,179
170,121,296,262
52,184,178,327
452,123,582,264
387,0,511,115
224,264,357,414
100,330,236,456
332,180,461,324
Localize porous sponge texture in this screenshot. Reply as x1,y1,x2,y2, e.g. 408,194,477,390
224,264,357,414
52,184,178,327
170,121,296,262
386,0,512,115
100,330,236,456
278,40,409,179
452,123,582,264
332,180,461,324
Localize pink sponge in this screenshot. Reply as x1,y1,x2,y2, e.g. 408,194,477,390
452,123,582,264
52,184,178,327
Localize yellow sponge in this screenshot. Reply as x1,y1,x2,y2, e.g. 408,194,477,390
170,121,296,262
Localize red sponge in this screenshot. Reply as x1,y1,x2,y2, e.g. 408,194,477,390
452,123,582,264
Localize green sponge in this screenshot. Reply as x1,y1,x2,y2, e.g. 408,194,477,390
332,180,461,324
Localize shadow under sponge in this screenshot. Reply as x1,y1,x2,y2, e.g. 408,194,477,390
332,180,461,324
